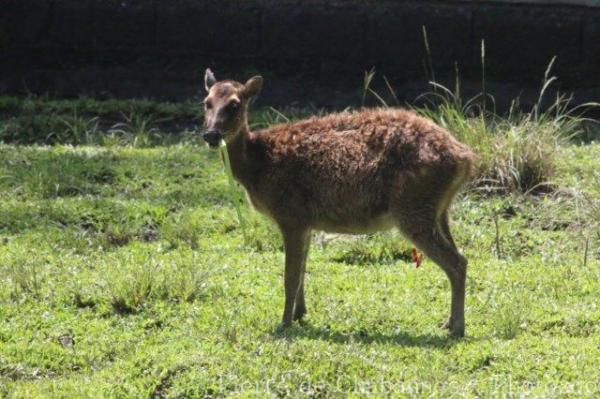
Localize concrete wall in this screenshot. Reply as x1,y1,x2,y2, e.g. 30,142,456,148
1,0,599,101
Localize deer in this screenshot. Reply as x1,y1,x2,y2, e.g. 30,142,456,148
201,69,476,337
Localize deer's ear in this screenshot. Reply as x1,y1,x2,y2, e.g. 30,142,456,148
243,76,263,99
204,68,217,91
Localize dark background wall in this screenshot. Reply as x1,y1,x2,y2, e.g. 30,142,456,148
1,0,599,109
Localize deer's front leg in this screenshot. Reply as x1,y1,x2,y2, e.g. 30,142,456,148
293,234,311,321
280,228,310,328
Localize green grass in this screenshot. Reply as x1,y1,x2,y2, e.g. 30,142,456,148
0,95,315,146
0,97,599,397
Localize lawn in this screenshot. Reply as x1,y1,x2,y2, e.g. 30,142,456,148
0,97,599,397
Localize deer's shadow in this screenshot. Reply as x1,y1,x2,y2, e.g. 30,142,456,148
272,321,467,348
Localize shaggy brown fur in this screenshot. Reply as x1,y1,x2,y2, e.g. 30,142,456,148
202,69,476,337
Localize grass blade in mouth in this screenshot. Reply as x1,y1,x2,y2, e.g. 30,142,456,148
219,139,248,243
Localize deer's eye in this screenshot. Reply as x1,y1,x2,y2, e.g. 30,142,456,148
204,101,213,110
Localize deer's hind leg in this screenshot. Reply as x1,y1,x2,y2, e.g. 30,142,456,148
391,170,468,337
439,210,458,251
395,207,467,336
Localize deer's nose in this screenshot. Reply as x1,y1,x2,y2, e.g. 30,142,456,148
203,129,223,147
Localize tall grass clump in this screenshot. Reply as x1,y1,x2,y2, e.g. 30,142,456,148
102,249,208,314
418,56,597,194
102,112,161,147
5,257,43,300
488,286,529,340
415,85,571,194
364,38,598,194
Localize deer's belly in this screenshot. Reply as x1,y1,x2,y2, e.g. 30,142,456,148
312,212,395,234
245,180,393,234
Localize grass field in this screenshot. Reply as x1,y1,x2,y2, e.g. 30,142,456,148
0,96,599,397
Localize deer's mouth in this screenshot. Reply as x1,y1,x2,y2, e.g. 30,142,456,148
203,129,223,148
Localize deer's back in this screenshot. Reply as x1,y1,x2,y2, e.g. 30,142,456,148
248,108,475,231
259,108,472,166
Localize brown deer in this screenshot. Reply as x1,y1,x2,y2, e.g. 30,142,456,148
202,69,476,337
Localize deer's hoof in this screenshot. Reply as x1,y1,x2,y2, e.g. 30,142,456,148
449,325,465,338
293,308,306,322
275,322,292,333
441,317,465,337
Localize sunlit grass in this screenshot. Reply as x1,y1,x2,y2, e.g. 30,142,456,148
0,89,598,396
0,139,597,396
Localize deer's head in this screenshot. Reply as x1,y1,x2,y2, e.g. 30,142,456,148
202,68,263,148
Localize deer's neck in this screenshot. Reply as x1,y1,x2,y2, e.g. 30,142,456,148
225,124,263,189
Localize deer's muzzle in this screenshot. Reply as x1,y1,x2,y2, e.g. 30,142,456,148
203,129,223,148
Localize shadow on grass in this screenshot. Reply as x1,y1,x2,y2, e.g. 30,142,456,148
272,321,463,348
